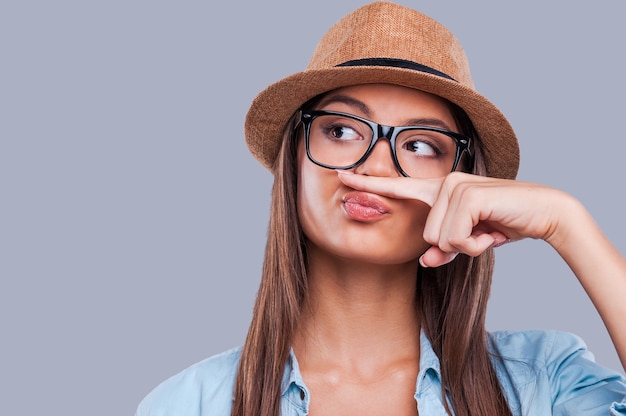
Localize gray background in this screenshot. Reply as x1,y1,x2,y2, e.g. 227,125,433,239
2,1,625,415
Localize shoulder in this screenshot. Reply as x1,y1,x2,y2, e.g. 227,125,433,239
487,329,592,389
487,329,608,379
488,330,626,413
135,347,241,416
488,329,588,366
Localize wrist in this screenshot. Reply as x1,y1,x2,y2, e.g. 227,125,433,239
543,191,589,252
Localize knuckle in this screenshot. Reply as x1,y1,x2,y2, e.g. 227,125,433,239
459,184,483,205
422,229,438,246
448,235,466,249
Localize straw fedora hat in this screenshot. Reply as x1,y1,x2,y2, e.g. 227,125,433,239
244,1,519,179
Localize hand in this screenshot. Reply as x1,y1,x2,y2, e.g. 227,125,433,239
336,171,575,267
337,170,626,370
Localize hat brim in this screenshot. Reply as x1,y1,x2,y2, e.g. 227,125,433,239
245,66,519,180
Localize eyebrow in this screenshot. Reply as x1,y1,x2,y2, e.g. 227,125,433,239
405,118,454,131
316,94,456,131
316,94,372,116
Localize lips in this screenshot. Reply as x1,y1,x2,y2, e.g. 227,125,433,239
341,191,390,222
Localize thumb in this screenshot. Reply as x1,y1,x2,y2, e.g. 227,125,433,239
419,246,458,268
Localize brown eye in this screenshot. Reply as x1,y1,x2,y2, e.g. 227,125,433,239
316,115,365,142
329,125,359,140
404,140,438,156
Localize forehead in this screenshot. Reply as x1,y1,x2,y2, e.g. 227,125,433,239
315,83,457,127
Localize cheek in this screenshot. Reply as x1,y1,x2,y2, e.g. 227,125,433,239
297,141,315,234
398,201,432,257
297,143,337,240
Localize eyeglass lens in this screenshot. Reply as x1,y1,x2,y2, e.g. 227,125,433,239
307,113,460,178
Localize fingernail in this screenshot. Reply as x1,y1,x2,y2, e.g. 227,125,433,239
335,169,353,175
419,256,428,268
443,252,459,263
492,236,510,248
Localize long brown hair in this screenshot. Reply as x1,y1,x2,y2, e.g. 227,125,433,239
232,104,512,416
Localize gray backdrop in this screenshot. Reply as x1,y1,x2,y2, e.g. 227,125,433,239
2,1,625,415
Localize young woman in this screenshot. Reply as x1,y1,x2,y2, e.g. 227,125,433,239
137,2,626,415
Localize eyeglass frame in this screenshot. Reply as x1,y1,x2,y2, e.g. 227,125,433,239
299,110,473,178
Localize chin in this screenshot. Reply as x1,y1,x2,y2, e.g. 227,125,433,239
310,233,427,266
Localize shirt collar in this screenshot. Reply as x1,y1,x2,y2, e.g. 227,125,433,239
281,348,306,395
416,329,444,394
282,330,443,396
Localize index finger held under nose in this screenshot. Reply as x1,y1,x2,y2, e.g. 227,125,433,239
336,171,441,207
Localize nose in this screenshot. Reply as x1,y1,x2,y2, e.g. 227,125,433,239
353,138,400,177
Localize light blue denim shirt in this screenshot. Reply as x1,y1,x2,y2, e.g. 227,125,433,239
136,330,626,415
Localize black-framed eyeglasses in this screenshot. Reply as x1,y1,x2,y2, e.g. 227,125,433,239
299,110,473,178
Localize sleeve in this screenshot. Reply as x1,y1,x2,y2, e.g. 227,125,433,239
546,331,626,415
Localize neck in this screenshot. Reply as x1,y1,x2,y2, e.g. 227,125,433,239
293,244,421,375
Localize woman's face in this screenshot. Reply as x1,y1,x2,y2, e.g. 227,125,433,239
297,83,460,265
